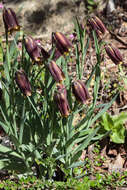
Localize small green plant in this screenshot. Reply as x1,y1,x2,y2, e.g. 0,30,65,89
97,112,127,143
1,171,127,190
85,0,99,12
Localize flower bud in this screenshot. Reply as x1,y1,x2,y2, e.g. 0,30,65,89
105,44,123,64
54,84,70,117
3,8,20,34
88,16,106,36
24,36,41,63
48,60,65,83
72,80,90,103
15,69,31,96
52,32,72,54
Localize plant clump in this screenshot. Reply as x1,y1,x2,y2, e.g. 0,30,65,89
0,4,125,183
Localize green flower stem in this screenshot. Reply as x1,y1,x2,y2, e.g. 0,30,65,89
21,33,25,65
19,99,26,144
27,96,43,128
75,43,81,80
5,31,10,78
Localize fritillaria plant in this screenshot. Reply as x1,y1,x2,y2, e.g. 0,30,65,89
0,9,118,180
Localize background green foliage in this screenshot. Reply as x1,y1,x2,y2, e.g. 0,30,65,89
97,112,127,143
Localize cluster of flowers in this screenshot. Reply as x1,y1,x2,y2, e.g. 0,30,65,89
88,16,123,65
2,7,123,117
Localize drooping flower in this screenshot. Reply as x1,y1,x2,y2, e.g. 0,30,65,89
52,32,72,54
72,80,90,104
47,60,65,83
88,16,107,37
54,83,70,117
15,69,31,96
24,36,42,63
3,7,20,34
105,44,123,65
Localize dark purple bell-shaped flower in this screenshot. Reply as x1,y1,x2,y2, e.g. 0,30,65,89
52,32,72,54
15,69,31,96
24,36,42,63
105,44,123,65
54,84,70,117
48,60,65,83
88,16,107,37
72,80,90,104
3,7,20,34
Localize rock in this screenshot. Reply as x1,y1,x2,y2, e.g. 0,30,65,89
108,153,125,173
106,0,116,15
0,0,87,39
